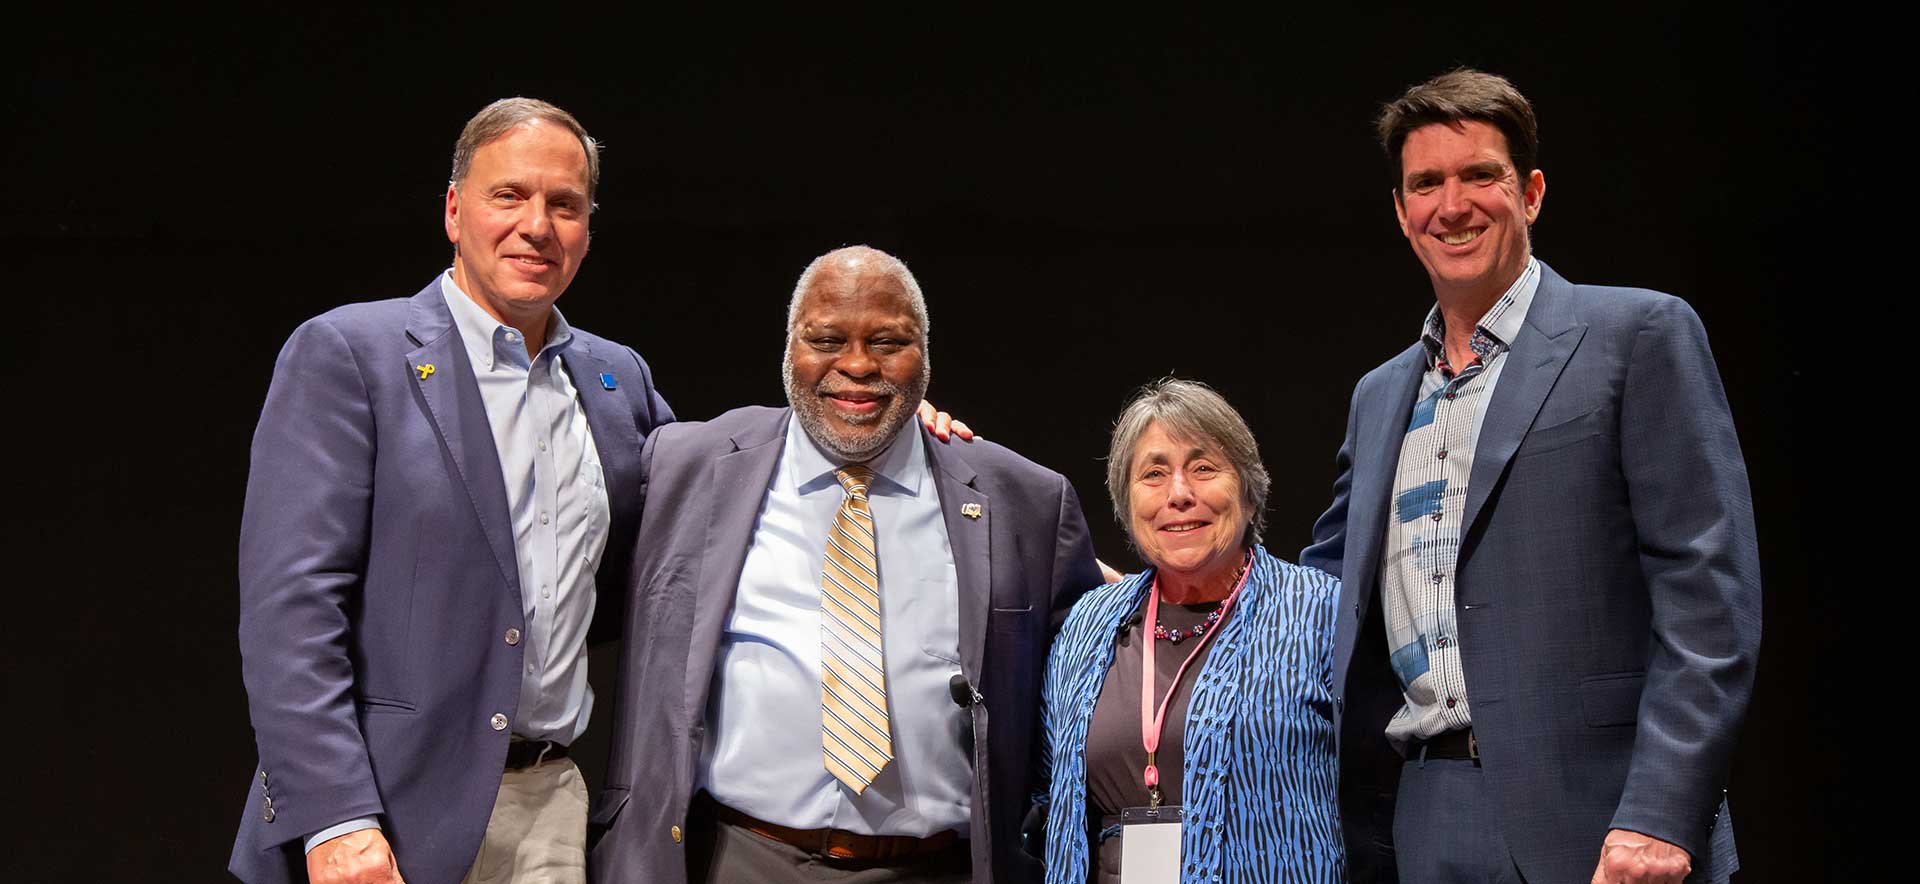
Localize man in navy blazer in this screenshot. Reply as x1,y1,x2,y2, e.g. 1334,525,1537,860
1302,70,1760,884
231,99,673,884
589,247,1102,884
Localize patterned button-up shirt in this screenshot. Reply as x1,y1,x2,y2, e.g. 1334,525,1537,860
1381,258,1540,747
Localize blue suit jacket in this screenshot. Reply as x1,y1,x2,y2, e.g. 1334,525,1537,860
586,406,1103,884
1302,262,1759,883
230,279,673,884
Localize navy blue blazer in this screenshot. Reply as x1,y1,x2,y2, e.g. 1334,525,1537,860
230,279,672,884
587,406,1103,884
1302,262,1759,883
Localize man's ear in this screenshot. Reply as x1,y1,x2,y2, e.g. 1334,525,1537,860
1392,188,1411,239
444,184,461,246
1523,169,1545,224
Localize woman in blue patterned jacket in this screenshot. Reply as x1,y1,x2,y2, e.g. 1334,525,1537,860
1037,379,1344,884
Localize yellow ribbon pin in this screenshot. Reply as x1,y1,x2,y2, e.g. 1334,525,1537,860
416,363,436,380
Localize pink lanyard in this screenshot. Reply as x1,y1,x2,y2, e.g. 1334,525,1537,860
1138,556,1251,806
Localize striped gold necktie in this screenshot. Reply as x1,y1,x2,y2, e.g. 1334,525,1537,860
820,464,892,792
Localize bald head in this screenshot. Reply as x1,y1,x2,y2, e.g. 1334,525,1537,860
782,245,932,462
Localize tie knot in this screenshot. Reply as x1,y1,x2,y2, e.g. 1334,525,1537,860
835,465,874,496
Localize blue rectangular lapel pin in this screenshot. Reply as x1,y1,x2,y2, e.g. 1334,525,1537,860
599,372,618,390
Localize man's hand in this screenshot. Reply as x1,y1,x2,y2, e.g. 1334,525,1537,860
918,400,975,442
307,828,406,884
1590,828,1691,884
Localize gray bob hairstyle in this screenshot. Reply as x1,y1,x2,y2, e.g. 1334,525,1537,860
1105,378,1270,549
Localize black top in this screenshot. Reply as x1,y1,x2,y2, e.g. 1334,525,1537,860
1083,597,1222,884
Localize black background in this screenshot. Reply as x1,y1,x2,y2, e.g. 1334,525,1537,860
12,7,1847,882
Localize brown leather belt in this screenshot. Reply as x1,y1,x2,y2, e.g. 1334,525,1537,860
504,740,568,770
710,800,960,862
1408,728,1478,762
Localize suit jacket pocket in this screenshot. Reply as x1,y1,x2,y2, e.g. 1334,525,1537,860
356,695,417,715
588,785,631,845
1580,671,1645,727
1515,408,1602,460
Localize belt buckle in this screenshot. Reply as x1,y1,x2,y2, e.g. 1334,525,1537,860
822,829,857,860
1467,730,1479,761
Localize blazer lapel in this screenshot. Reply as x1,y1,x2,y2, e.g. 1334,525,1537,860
1346,345,1426,617
1459,264,1588,540
682,412,789,716
925,430,991,684
559,339,641,474
405,282,521,600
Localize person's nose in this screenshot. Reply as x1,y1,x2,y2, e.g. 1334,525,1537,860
517,197,553,243
1436,178,1471,224
1165,469,1197,509
835,344,878,380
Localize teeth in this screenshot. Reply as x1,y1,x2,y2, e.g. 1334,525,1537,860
1166,524,1201,532
1440,229,1481,246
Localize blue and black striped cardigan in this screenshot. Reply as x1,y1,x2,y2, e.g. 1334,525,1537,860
1038,546,1346,883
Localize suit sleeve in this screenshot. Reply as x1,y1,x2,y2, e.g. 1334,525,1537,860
624,344,676,432
1300,378,1362,578
236,317,386,845
1608,297,1761,859
1049,474,1104,630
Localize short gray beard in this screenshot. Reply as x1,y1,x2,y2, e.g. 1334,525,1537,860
783,348,931,463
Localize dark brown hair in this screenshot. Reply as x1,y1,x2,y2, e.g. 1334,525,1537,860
1376,68,1537,188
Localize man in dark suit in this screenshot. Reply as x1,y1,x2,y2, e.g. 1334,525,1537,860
589,246,1103,884
1301,69,1760,884
231,99,674,884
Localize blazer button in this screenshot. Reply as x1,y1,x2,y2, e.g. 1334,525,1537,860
263,806,275,822
491,713,509,731
505,628,521,646
671,825,683,843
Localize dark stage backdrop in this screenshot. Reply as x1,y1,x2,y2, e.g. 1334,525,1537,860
11,8,1846,883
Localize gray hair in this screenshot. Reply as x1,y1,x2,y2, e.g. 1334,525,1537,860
784,245,930,340
1106,378,1270,548
450,97,601,208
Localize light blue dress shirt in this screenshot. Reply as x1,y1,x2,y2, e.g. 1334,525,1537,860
700,414,970,837
306,273,611,852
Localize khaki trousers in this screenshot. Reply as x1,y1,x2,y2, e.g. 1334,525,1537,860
459,757,589,884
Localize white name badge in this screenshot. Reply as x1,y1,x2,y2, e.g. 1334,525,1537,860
1119,805,1182,884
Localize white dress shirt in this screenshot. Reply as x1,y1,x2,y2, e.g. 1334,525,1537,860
441,272,610,745
700,414,970,837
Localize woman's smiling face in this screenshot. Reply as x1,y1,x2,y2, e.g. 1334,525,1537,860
1128,421,1245,583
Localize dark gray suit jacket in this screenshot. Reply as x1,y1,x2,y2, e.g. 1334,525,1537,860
230,279,673,884
588,406,1102,884
1302,262,1760,883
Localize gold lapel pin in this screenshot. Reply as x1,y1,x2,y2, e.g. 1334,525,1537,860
416,363,436,380
961,502,982,520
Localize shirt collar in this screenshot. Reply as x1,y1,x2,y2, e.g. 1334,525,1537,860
1418,256,1541,366
440,270,575,371
785,411,925,498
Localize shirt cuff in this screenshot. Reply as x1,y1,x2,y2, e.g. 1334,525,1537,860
304,817,381,854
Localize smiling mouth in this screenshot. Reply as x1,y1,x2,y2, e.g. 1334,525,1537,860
1438,228,1484,246
509,255,553,268
826,391,887,412
1161,521,1209,533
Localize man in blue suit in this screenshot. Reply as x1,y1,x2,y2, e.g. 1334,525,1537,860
589,246,1103,884
230,99,675,884
1302,70,1760,884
